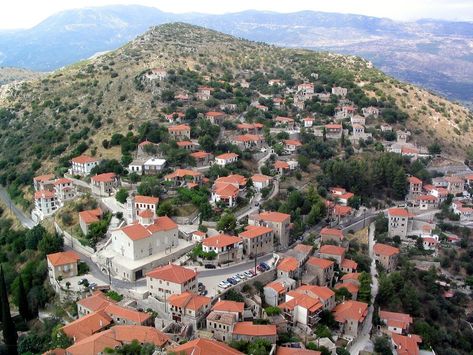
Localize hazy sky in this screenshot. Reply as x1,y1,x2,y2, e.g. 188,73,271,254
1,0,472,29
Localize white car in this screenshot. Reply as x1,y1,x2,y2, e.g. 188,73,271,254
244,271,254,278
218,281,231,289
232,275,241,282
237,273,247,280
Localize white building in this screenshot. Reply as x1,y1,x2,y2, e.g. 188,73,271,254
111,215,179,262
70,155,99,176
215,153,239,167
33,190,59,220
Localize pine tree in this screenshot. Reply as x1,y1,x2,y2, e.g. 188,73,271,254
393,168,407,200
17,274,31,321
1,266,18,355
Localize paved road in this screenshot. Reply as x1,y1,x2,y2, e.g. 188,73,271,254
0,186,37,229
349,222,379,355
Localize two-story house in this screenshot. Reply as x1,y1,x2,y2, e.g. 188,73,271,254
146,264,198,301
202,234,243,264
248,211,291,248
373,243,400,272
70,155,100,176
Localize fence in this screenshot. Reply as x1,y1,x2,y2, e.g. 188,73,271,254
54,221,94,257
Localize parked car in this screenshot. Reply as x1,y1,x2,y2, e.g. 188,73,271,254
247,270,256,277
218,281,230,289
237,273,247,280
204,264,216,269
78,278,88,285
261,262,270,270
227,277,237,285
233,275,241,282
256,265,265,272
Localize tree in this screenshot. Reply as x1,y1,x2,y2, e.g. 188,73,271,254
156,200,176,216
358,272,372,303
17,274,31,321
428,142,442,155
216,212,237,233
38,233,63,256
1,266,18,355
392,168,407,200
225,289,244,302
265,306,281,316
115,188,129,204
374,336,393,355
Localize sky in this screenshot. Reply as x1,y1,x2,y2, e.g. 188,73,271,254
1,0,472,29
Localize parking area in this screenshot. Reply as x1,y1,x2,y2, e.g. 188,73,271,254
198,254,277,297
58,273,109,292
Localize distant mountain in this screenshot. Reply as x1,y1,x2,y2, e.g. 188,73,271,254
0,5,472,105
0,67,44,85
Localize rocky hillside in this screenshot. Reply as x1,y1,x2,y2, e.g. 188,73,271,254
0,67,44,85
0,23,471,187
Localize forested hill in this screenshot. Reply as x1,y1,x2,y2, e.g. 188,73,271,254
0,23,471,199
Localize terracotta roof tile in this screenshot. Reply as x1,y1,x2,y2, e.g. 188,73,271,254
135,195,159,205
232,321,276,336
146,264,197,284
212,300,244,313
319,245,345,257
239,225,273,239
47,251,80,267
307,257,334,269
167,292,211,311
169,338,243,355
333,300,368,323
71,155,98,164
277,257,299,272
373,243,400,257
203,234,242,248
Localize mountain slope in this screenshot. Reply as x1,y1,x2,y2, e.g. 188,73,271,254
0,6,472,105
0,23,471,191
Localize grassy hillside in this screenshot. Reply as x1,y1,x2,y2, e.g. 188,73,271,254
0,23,471,197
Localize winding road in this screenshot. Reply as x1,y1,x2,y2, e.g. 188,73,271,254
0,186,37,229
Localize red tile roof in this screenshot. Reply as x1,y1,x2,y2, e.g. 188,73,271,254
33,174,55,182
277,257,299,272
239,225,273,239
61,309,112,342
341,272,361,282
283,139,302,147
232,322,277,337
167,292,211,311
103,303,151,324
388,208,412,218
293,243,313,254
274,160,289,169
169,338,243,355
320,227,344,239
168,124,190,132
120,216,177,241
215,174,247,186
146,264,197,284
71,155,98,164
212,300,244,314
379,310,413,330
334,282,359,294
391,333,421,355
307,257,334,269
277,347,321,355
135,195,159,205
203,234,242,248
333,300,368,323
47,251,80,267
34,190,56,199
251,174,272,183
296,285,335,301
91,172,116,183
373,243,400,257
319,245,345,257
76,291,114,312
341,259,358,271
79,208,102,224
190,151,212,159
54,177,72,185
258,211,291,223
408,176,422,184
138,209,154,218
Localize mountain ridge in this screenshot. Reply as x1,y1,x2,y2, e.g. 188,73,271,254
0,5,472,106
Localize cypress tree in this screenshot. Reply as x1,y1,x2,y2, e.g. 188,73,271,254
17,274,31,321
1,266,18,355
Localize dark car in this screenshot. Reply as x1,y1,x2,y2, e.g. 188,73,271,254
261,262,270,270
227,277,237,285
204,264,216,269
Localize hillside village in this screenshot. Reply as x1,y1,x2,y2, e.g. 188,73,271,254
0,24,472,355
